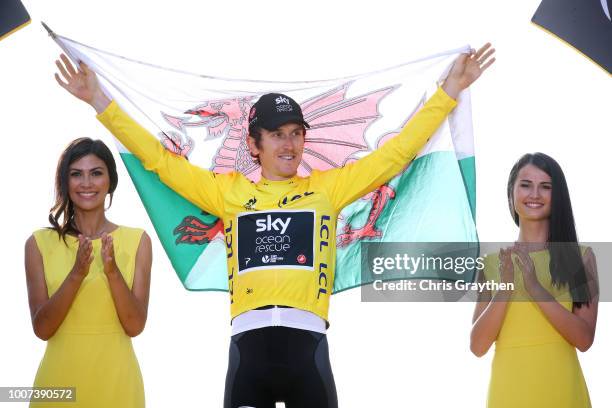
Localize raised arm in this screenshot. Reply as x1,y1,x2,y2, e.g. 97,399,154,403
25,234,93,340
314,44,495,211
54,54,226,217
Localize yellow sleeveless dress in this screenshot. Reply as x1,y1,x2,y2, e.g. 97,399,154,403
484,249,591,408
31,227,145,408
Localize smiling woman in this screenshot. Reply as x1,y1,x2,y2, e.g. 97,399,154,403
47,139,118,240
512,163,552,224
67,157,110,208
24,138,152,407
470,153,598,408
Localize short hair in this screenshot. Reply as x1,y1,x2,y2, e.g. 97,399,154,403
247,123,306,165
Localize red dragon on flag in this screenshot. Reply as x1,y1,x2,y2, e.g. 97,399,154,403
160,82,423,247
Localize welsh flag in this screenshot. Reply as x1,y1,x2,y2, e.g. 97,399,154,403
50,29,478,292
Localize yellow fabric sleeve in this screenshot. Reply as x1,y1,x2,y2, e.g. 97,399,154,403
97,101,228,217
311,87,457,212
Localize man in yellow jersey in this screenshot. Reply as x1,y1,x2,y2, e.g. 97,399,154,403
55,43,495,407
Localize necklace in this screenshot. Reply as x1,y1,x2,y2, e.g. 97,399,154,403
73,220,110,240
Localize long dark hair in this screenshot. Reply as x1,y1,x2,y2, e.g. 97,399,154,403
49,138,118,242
507,153,590,307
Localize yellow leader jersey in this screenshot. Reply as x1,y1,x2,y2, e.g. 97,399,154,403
98,87,456,321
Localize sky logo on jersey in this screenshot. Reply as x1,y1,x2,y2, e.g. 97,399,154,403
255,215,291,234
237,210,315,274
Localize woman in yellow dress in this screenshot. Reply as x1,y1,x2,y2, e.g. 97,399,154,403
25,137,152,407
470,153,598,408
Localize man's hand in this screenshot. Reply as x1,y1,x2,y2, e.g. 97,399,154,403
442,43,496,99
55,54,111,114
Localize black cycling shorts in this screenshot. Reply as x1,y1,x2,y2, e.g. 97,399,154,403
224,326,338,408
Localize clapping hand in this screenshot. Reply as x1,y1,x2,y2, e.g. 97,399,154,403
71,235,93,279
101,232,119,277
513,246,544,297
499,247,515,286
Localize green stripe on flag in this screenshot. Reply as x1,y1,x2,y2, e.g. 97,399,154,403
121,153,216,282
458,156,476,220
333,151,478,293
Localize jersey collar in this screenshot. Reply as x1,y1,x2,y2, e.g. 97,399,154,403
257,175,300,187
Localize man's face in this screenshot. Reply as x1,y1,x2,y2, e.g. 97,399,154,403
248,122,305,181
